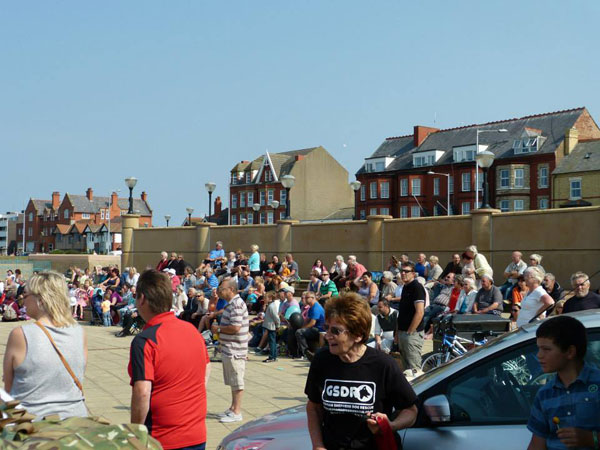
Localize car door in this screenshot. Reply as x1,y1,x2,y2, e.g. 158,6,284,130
403,329,600,450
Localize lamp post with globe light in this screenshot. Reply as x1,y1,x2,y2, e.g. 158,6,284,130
252,203,261,224
124,177,138,214
205,182,216,219
475,129,508,207
186,208,194,226
476,151,495,209
270,200,279,223
164,215,171,227
280,175,295,219
349,181,361,219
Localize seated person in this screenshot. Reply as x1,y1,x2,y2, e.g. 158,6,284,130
472,275,503,315
455,278,477,314
367,299,398,353
499,251,527,300
237,269,254,301
542,273,565,302
423,273,455,333
295,291,325,359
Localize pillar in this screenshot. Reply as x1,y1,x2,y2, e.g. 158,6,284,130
121,214,140,270
276,219,299,263
367,215,391,272
195,222,214,267
470,208,500,265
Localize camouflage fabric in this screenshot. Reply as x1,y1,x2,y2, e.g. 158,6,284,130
0,400,162,449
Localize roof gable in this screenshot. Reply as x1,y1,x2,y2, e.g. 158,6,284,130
553,139,600,175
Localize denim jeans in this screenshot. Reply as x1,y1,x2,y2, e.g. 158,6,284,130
267,329,278,360
174,443,206,450
295,327,321,356
102,311,111,327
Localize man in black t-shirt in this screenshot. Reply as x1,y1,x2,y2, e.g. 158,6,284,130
563,272,600,314
397,261,426,373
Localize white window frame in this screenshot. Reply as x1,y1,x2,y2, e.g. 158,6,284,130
411,178,421,196
370,182,378,199
268,189,274,204
448,176,454,193
538,198,549,210
411,205,421,217
380,207,390,216
433,178,440,196
538,166,549,188
82,213,90,219
247,213,254,224
375,161,385,172
369,207,378,216
28,227,33,237
500,200,510,212
462,173,471,192
247,191,254,205
260,212,266,224
514,168,524,188
400,179,408,197
500,169,510,188
569,177,582,200
514,199,524,211
461,201,471,215
267,211,274,224
380,181,389,199
360,185,366,201
400,206,408,218
100,210,104,220
240,192,246,208
232,194,238,209
245,172,251,184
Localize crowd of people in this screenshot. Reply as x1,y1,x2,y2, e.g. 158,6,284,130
1,240,599,450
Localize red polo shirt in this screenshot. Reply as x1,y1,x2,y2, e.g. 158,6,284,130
128,311,209,449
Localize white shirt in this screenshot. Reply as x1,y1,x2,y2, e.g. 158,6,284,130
517,285,548,327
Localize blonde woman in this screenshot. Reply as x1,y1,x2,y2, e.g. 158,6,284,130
3,271,87,419
248,244,261,277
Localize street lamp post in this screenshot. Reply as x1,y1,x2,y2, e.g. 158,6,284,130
124,177,138,214
349,180,362,220
252,203,260,224
280,175,295,219
475,129,508,207
270,200,279,223
476,151,496,209
186,208,194,226
205,182,216,219
427,171,451,216
164,215,171,227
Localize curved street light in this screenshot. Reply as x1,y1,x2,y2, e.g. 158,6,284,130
280,175,295,219
124,177,138,214
164,214,171,227
205,182,217,219
186,207,194,226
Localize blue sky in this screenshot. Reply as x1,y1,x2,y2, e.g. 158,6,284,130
1,1,598,225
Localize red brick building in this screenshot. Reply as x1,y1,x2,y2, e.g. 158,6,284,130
25,188,152,253
355,107,600,218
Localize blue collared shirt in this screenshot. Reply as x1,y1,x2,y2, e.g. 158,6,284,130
528,363,600,449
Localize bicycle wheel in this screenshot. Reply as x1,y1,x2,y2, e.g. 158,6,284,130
421,352,446,372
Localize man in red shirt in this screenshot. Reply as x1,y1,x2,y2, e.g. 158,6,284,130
129,269,210,450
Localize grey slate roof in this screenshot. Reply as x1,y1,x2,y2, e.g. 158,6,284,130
553,139,600,174
356,136,414,174
66,194,152,216
231,146,320,179
31,199,52,213
357,108,586,174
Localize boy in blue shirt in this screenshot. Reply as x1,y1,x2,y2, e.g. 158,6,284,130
527,315,600,450
295,291,325,360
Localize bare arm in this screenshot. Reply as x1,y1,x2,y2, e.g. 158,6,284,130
527,434,547,450
306,400,326,450
3,327,26,392
367,404,418,434
533,294,554,319
131,380,152,424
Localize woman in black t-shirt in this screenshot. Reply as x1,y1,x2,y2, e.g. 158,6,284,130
305,293,418,450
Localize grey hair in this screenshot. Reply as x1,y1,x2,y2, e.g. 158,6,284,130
216,241,223,247
382,271,394,281
570,271,589,284
530,253,543,264
463,278,475,289
336,255,344,261
544,273,556,281
480,274,494,283
466,245,478,255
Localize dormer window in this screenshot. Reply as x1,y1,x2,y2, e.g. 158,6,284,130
414,150,444,167
364,157,394,172
514,138,538,154
453,146,476,163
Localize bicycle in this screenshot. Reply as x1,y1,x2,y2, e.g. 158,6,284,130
421,315,494,372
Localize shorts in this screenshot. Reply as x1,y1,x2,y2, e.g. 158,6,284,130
222,356,245,390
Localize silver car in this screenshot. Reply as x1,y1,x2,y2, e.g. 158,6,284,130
218,311,600,450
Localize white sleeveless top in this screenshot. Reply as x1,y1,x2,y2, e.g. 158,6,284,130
517,285,548,327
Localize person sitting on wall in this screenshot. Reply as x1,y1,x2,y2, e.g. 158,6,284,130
472,275,503,315
329,255,347,289
499,251,528,300
340,255,367,290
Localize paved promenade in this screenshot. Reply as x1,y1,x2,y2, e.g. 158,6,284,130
0,321,432,449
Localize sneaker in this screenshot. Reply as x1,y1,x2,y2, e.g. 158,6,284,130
263,358,277,363
305,350,315,362
217,409,233,418
219,411,243,423
294,355,307,361
254,348,264,355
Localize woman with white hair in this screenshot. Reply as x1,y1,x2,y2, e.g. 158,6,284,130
330,255,347,288
248,244,261,277
464,245,493,281
528,253,545,274
380,271,398,301
455,277,477,314
3,271,87,419
516,267,554,327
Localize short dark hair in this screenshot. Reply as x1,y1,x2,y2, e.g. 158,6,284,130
378,298,390,308
363,271,372,279
137,269,173,314
536,316,587,360
401,261,416,272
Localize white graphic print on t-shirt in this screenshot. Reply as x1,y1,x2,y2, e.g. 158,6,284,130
321,379,376,415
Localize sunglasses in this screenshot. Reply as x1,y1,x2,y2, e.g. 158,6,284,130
324,325,348,336
511,309,519,312
400,269,414,274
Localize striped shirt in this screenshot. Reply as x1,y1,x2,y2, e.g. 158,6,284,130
527,363,600,450
219,294,249,359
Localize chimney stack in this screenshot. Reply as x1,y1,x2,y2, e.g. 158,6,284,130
413,126,440,147
52,192,60,209
214,196,222,215
141,191,147,202
111,191,119,210
295,155,304,161
86,187,93,201
564,127,579,155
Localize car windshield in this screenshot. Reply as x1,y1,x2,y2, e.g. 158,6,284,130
412,325,535,387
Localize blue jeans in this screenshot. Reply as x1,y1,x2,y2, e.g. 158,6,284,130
499,281,515,300
174,443,205,450
423,304,446,332
267,329,278,360
102,311,111,327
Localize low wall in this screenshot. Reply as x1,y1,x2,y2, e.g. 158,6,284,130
27,254,121,274
126,207,600,290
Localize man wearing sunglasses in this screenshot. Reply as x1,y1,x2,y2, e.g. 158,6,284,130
396,262,426,375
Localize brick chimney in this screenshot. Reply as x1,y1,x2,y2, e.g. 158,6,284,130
214,196,222,216
111,191,119,208
414,126,440,147
86,187,93,201
52,192,60,209
295,155,304,161
141,191,147,202
564,127,579,155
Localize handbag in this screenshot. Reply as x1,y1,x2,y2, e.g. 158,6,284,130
34,321,91,414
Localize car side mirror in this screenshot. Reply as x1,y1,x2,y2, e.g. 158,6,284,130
423,395,451,424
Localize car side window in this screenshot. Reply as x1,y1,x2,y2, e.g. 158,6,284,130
444,330,600,425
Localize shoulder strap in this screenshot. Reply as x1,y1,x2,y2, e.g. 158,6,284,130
34,321,84,394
